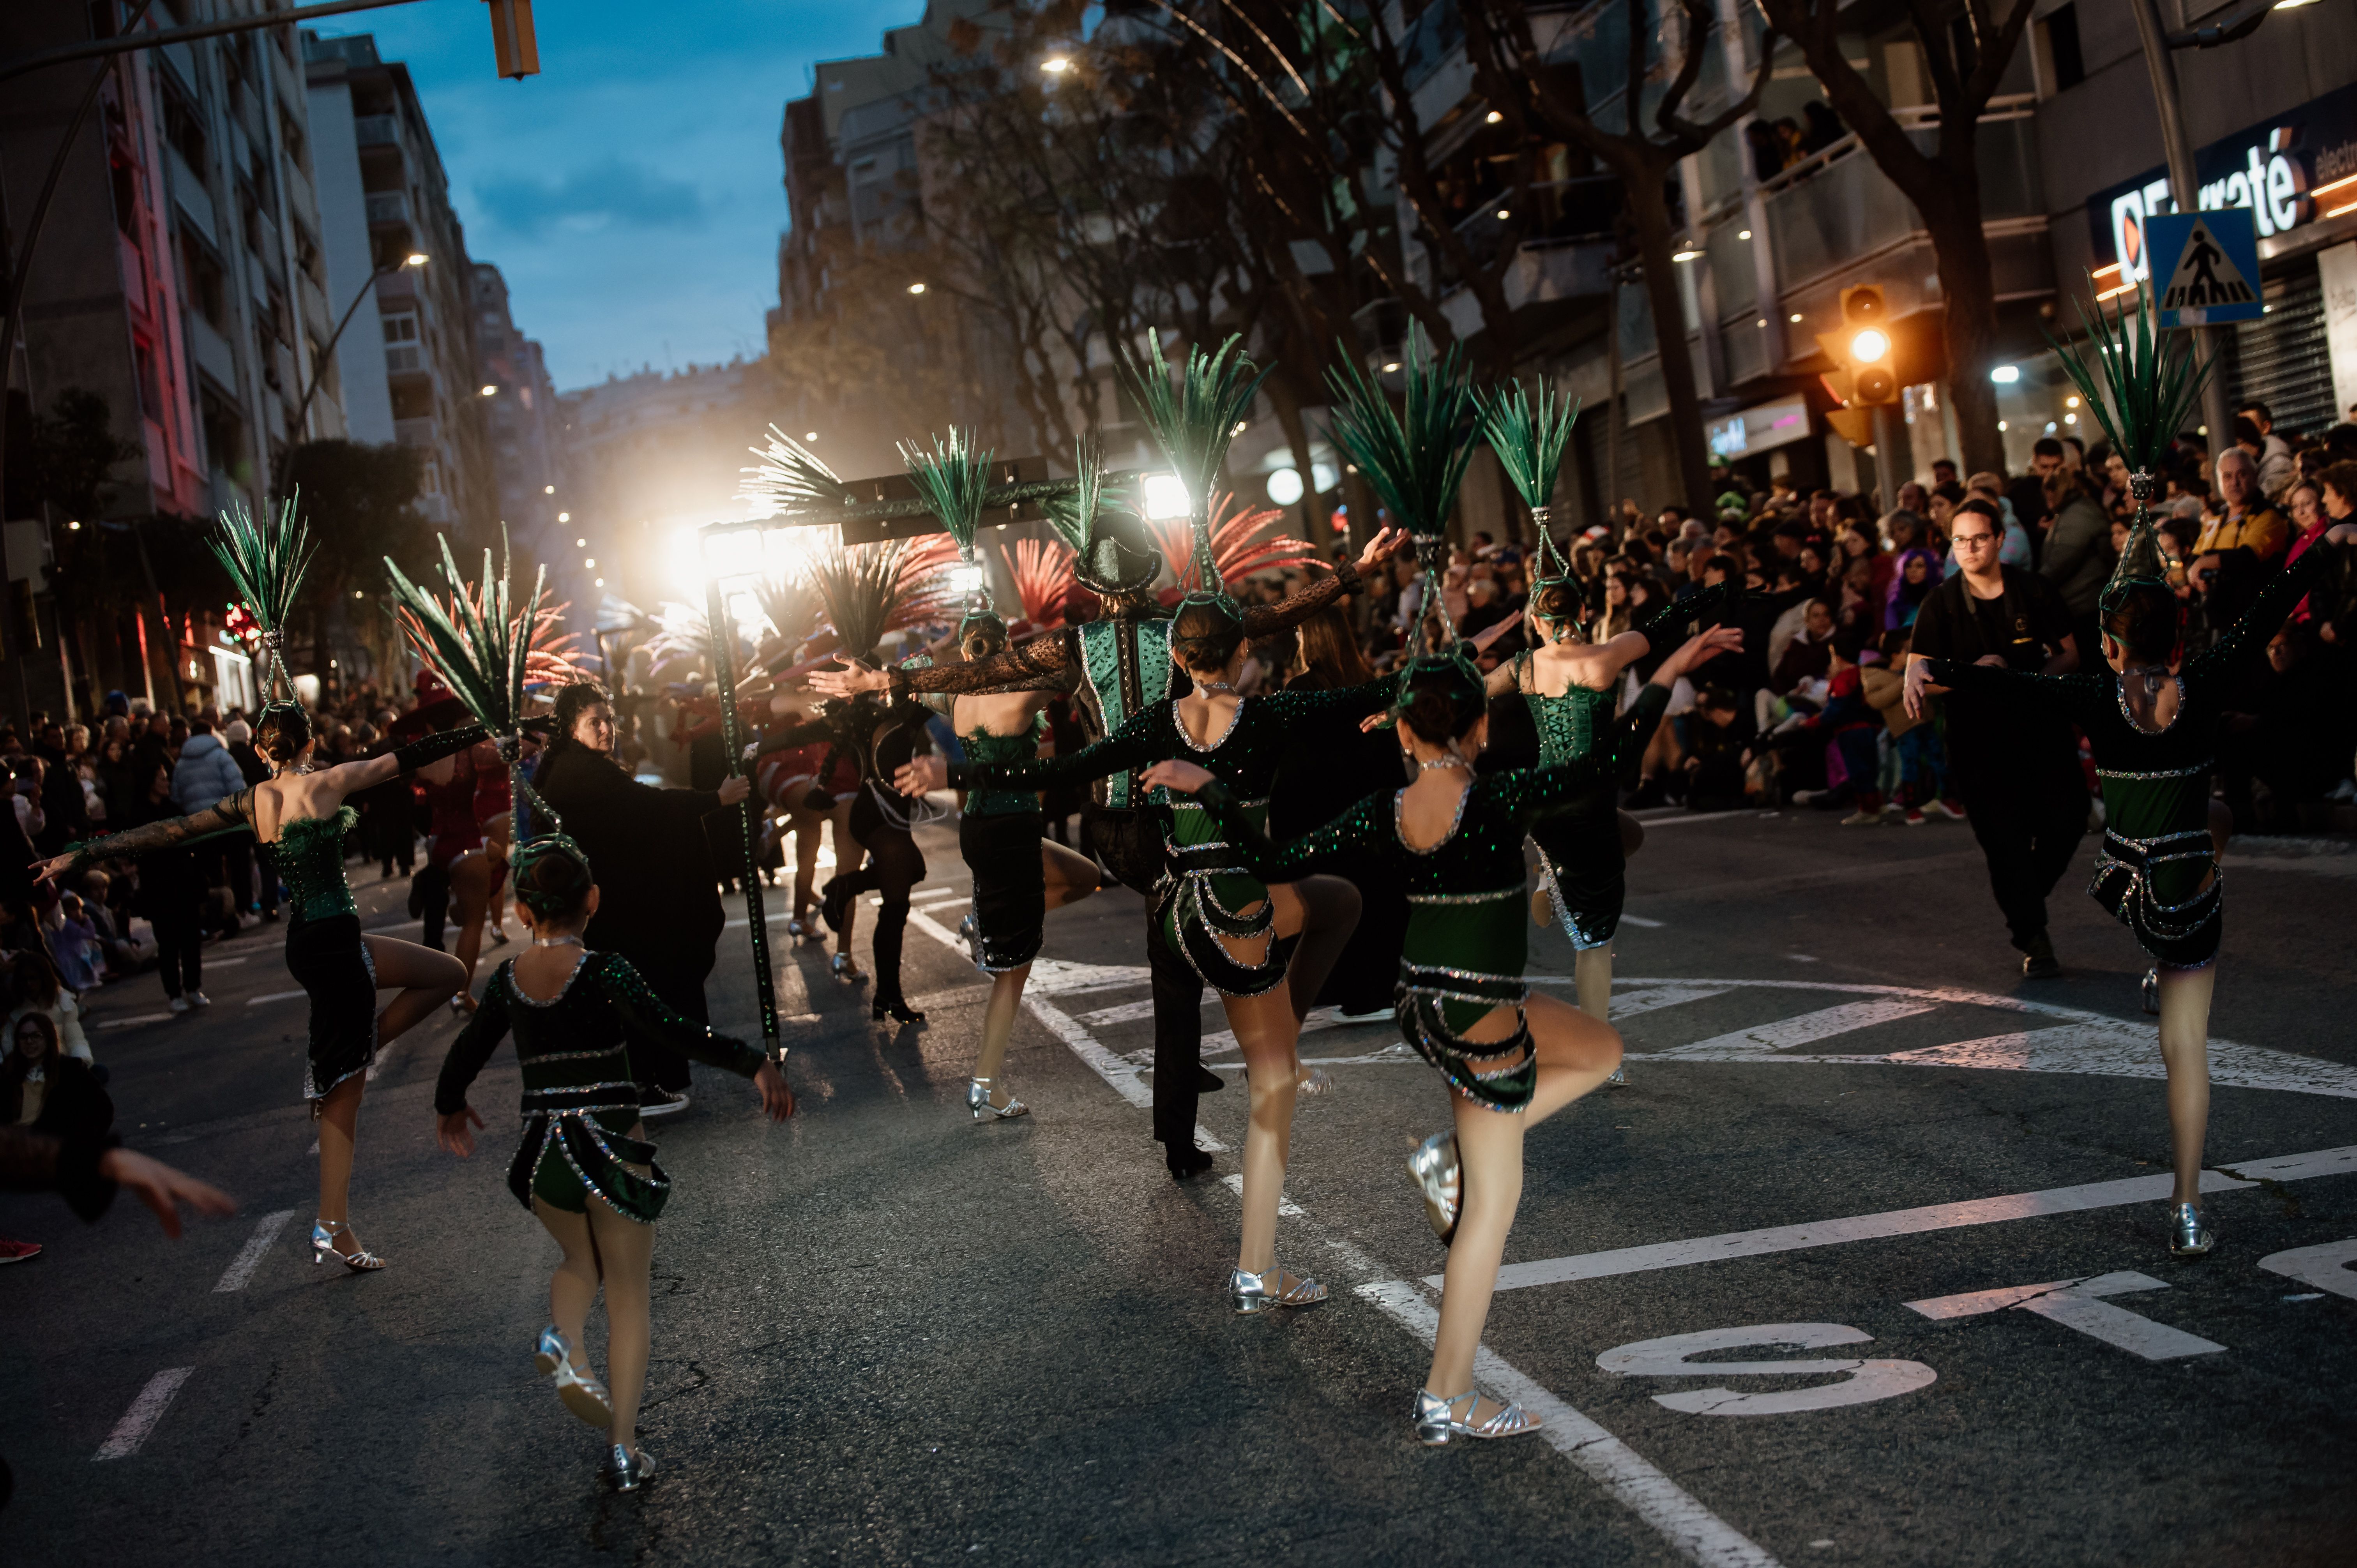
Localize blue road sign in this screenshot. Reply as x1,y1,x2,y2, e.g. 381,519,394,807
2148,209,2263,328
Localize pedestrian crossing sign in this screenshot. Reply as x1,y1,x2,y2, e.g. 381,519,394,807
2147,210,2263,327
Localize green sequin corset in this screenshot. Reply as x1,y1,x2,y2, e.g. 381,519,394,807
961,720,1044,817
1517,655,1619,770
275,807,359,923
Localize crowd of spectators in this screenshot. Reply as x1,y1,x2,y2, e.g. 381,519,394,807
1260,397,2357,835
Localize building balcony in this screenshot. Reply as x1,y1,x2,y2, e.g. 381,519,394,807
384,343,431,379
166,143,216,245
1756,101,2044,300
394,415,437,449
353,114,401,149
364,190,411,227
188,314,239,394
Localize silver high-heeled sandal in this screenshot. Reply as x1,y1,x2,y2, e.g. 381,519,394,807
1295,1065,1334,1098
1605,1063,1628,1086
535,1326,613,1427
310,1219,386,1272
967,1078,1029,1121
601,1443,657,1492
832,953,864,983
1228,1263,1327,1313
1406,1130,1461,1245
1413,1388,1540,1445
2167,1201,2216,1257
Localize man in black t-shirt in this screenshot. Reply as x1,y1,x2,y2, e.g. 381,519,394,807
1905,500,2085,977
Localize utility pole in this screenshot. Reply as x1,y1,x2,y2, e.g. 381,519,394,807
2127,0,2239,458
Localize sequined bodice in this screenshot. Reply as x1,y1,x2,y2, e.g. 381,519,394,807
275,807,358,923
961,719,1043,817
1517,654,1618,769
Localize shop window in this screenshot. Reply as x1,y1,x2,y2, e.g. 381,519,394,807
2041,5,2085,94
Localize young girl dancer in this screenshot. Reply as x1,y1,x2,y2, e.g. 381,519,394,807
1145,626,1732,1441
1906,290,2357,1257
434,835,792,1490
38,508,475,1273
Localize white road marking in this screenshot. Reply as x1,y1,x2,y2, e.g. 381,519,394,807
247,990,305,1005
1619,914,1665,928
723,912,795,929
1585,976,2357,1098
1646,999,1935,1059
1626,809,1755,827
1906,1271,2226,1361
1360,1283,1781,1566
93,1368,194,1460
201,955,249,968
213,1210,297,1292
1596,1323,1937,1416
2256,1239,2357,1302
1201,1005,1386,1056
1078,990,1218,1028
1479,1144,2357,1293
1592,984,1737,1019
96,1013,175,1029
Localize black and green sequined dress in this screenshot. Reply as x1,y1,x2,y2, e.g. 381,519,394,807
276,806,380,1099
1190,690,1663,1111
433,952,768,1223
1927,547,2329,969
954,715,1051,973
1513,656,1625,950
948,683,1394,995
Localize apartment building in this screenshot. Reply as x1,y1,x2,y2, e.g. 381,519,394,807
469,261,567,563
1,0,349,719
302,28,491,531
1387,0,2357,531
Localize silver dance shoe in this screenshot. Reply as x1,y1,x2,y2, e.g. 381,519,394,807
1295,1065,1334,1098
956,912,978,961
1229,1263,1327,1314
2167,1201,2216,1258
536,1326,613,1427
968,1077,1029,1121
600,1443,657,1492
832,953,864,983
1605,1064,1628,1086
1406,1130,1461,1245
1413,1388,1541,1446
310,1218,386,1273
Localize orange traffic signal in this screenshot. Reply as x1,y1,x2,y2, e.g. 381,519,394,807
487,0,539,80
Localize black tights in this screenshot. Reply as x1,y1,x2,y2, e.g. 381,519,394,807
839,792,927,1009
1281,874,1361,1024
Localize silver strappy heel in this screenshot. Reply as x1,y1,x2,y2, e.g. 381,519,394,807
535,1326,613,1427
310,1218,386,1272
1413,1388,1541,1445
2167,1201,2216,1257
1406,1130,1461,1245
1228,1263,1327,1313
968,1077,1029,1121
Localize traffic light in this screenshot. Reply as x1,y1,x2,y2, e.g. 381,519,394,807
486,0,540,80
1817,286,1898,407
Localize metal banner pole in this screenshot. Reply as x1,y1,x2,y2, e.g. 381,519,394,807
699,554,780,1061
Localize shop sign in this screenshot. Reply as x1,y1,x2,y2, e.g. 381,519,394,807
2087,80,2357,281
1708,397,1811,459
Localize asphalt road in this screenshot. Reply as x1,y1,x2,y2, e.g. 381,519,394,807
4,803,2354,1567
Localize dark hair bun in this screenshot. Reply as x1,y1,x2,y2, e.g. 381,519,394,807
513,838,595,923
1170,600,1245,673
2101,581,2180,665
1531,580,1582,625
255,706,313,765
1397,667,1486,745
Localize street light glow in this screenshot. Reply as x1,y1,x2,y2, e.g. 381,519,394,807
1990,364,2021,384
1790,313,1804,323
1484,110,1502,124
907,282,927,295
404,252,429,267
1850,328,1891,364
480,384,497,396
544,484,555,493
1141,473,1190,520
1671,242,1703,262
1382,361,1402,373
584,558,595,568
806,431,820,441
576,537,587,547
1041,55,1071,73
558,512,570,523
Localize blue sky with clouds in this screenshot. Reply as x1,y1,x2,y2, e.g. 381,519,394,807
311,0,919,390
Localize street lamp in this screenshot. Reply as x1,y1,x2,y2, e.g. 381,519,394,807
273,250,427,504
479,384,498,397
1041,55,1071,73
907,282,927,295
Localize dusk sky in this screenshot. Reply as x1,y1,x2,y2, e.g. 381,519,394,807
311,0,918,390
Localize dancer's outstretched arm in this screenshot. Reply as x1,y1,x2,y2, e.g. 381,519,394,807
1138,766,1387,883
896,699,1163,798
2189,527,2352,685
1238,526,1405,636
35,793,256,883
812,628,1080,701
433,969,516,1157
596,955,794,1117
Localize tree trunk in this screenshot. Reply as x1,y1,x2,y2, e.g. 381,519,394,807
1922,198,2008,478
1624,173,1717,518
1265,373,1328,546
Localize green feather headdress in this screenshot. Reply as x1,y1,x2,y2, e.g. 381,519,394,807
210,497,317,707
899,428,996,626
2050,277,2211,614
1475,379,1580,584
1048,432,1163,599
741,426,852,515
1119,331,1269,606
1327,325,1476,669
383,531,565,844
806,540,908,665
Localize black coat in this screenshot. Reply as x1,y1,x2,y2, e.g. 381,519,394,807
532,745,726,966
2,1051,114,1145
